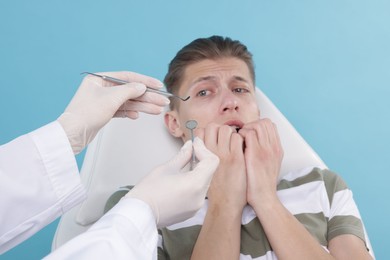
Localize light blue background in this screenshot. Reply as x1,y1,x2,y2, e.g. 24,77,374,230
1,0,389,259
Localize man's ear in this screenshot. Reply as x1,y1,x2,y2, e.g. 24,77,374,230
164,111,184,138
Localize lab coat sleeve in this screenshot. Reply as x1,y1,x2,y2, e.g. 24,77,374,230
45,198,158,260
0,121,86,254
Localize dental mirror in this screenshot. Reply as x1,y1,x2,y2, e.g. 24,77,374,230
185,120,198,170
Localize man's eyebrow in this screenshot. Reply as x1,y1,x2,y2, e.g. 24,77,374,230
185,76,216,93
191,76,217,86
232,76,250,83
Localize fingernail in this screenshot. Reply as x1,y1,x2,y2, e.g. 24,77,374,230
164,98,170,105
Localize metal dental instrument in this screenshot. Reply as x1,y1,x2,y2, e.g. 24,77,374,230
81,72,190,101
185,120,198,170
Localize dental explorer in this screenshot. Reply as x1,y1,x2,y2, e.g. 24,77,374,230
81,72,190,101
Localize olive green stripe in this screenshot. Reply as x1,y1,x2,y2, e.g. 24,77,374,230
328,215,365,242
277,168,323,190
322,170,348,205
240,217,271,257
294,212,328,246
159,225,201,260
104,189,129,213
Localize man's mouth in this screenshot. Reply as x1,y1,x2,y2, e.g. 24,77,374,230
224,120,244,132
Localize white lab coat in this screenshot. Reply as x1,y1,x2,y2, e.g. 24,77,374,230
46,198,158,259
0,121,86,254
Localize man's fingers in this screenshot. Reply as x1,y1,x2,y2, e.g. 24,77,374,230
218,126,234,153
203,123,219,151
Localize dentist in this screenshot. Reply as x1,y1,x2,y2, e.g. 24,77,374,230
0,71,219,257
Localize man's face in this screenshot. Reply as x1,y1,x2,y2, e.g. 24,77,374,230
165,57,260,141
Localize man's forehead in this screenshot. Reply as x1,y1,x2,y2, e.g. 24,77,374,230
190,75,250,86
182,59,253,86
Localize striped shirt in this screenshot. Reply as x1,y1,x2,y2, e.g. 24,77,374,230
157,167,370,259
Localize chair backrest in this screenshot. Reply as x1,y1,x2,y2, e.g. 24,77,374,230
52,88,327,249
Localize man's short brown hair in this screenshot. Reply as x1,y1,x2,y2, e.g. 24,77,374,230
164,36,255,109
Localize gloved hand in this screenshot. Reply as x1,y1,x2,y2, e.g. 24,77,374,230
58,71,169,154
125,137,219,228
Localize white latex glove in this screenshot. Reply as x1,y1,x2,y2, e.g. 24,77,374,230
125,137,219,228
58,71,169,154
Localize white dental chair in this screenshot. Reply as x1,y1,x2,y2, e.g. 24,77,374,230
52,88,329,250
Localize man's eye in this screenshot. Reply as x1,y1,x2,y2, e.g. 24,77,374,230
233,88,249,93
197,90,208,96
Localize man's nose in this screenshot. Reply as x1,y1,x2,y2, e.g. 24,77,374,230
220,90,239,113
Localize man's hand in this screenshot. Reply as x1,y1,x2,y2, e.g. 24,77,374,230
196,123,247,212
191,123,246,260
238,118,284,208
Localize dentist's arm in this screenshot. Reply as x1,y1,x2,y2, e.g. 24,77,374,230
46,138,219,259
0,71,168,254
